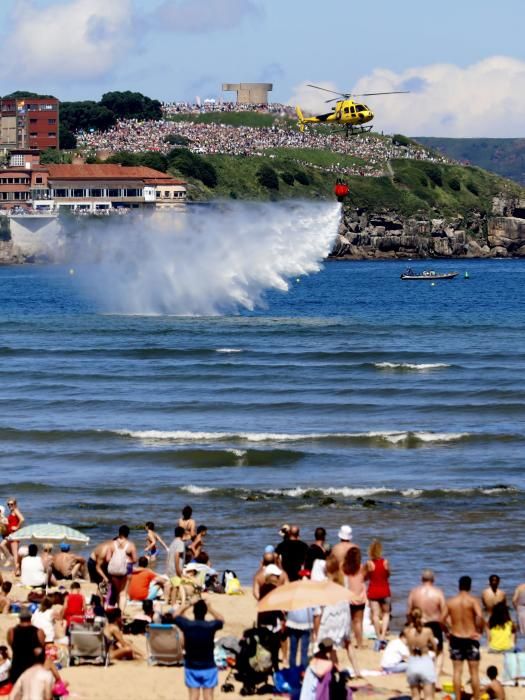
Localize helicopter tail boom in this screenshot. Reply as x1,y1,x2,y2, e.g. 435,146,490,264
296,105,305,132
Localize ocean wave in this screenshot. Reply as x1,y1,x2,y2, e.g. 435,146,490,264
215,348,243,353
374,362,451,371
118,428,473,447
178,483,521,501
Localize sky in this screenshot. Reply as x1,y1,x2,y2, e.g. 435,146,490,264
0,0,524,137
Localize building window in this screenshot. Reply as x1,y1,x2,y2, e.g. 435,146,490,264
48,132,56,137
124,189,140,197
89,189,103,197
30,118,37,124
107,189,119,197
53,189,67,198
155,191,160,198
35,177,43,184
164,191,170,198
30,132,38,137
48,119,56,125
73,189,85,198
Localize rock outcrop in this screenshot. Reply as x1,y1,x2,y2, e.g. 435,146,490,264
331,195,525,259
0,240,28,264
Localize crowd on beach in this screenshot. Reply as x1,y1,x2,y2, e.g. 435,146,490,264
75,107,450,179
1,498,525,700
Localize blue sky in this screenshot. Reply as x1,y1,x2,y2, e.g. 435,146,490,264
1,0,524,136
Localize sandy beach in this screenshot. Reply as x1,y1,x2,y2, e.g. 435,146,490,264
0,578,521,700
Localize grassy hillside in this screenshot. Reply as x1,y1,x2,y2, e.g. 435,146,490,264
169,150,523,217
415,137,525,185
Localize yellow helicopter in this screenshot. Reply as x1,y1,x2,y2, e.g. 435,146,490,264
296,84,409,136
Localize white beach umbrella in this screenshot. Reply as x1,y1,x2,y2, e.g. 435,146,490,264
7,522,90,544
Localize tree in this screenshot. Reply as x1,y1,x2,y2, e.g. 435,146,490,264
60,101,116,133
40,149,72,165
257,165,279,190
281,171,295,186
100,91,162,121
59,125,77,150
448,176,461,191
139,152,168,172
167,148,217,187
165,134,190,146
294,169,310,186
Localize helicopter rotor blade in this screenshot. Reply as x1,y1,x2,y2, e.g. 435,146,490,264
306,84,349,97
353,91,410,97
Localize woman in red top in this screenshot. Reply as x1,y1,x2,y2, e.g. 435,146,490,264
5,498,24,576
365,539,391,647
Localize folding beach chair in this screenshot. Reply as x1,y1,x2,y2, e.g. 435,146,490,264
146,624,184,666
68,620,109,666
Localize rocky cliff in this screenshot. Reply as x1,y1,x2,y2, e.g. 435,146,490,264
331,196,525,259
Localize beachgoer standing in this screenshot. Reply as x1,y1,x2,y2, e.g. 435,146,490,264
174,598,224,700
304,527,328,572
342,546,367,648
445,576,484,700
407,569,447,684
405,607,437,700
178,506,196,545
512,579,525,635
481,575,507,618
5,498,24,576
275,525,309,582
331,525,357,568
144,521,168,561
87,539,112,586
106,525,137,610
365,539,391,648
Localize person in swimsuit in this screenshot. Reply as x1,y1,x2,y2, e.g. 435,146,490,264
178,506,196,546
512,580,525,635
5,498,24,576
445,575,484,700
482,575,507,619
342,546,367,648
365,539,391,648
105,608,143,661
144,522,168,561
106,526,137,610
405,607,437,700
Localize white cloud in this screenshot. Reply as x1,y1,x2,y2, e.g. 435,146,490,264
288,57,525,137
153,0,262,33
287,81,342,114
2,0,134,83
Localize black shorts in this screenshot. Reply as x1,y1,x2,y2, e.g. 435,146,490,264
350,603,366,613
87,557,102,583
449,635,480,662
425,621,444,652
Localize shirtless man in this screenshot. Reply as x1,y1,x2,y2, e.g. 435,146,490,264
330,525,358,568
481,575,506,618
87,539,112,586
407,569,447,684
252,553,288,599
52,543,87,580
445,576,484,700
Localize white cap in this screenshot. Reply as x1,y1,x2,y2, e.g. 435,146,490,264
338,525,352,541
264,564,282,578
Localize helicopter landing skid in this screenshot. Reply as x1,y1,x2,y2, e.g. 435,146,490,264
344,124,373,137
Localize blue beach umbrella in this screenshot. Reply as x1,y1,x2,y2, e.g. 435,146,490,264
7,522,90,545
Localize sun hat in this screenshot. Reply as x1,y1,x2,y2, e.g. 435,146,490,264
264,564,282,578
337,525,352,541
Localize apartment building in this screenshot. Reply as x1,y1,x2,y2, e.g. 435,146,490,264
0,97,60,151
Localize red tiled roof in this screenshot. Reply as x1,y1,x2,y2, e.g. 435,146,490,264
46,164,179,180
143,178,185,185
0,184,30,192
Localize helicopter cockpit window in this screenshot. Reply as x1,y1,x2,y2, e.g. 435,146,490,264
350,106,355,114
343,107,349,113
355,104,365,112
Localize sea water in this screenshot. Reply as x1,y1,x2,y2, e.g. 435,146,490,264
1,210,524,609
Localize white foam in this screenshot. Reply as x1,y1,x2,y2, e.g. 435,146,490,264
375,362,450,370
267,486,395,498
401,488,423,497
216,348,243,353
180,485,215,494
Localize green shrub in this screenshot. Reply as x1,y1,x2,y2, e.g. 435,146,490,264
392,134,412,147
466,181,479,196
419,162,443,187
448,176,461,191
257,165,279,190
165,134,190,146
281,171,295,186
294,169,311,186
167,148,218,187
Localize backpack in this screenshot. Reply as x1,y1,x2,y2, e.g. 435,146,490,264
249,635,272,673
107,540,129,576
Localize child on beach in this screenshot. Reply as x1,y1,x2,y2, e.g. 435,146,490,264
0,646,11,688
484,666,505,700
0,582,12,614
144,522,168,561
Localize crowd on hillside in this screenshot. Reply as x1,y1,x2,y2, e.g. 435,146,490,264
76,115,450,179
162,101,296,117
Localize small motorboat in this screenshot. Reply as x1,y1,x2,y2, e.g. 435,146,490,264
400,268,459,280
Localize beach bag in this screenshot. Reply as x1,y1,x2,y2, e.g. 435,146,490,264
107,541,128,576
249,635,272,673
503,651,525,684
225,576,242,595
222,569,237,588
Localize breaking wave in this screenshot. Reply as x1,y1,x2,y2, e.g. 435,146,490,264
374,362,451,371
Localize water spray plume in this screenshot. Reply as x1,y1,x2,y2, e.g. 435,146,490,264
23,202,341,315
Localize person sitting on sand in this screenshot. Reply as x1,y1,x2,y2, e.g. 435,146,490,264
20,544,47,588
105,608,143,661
381,630,409,673
0,581,12,614
31,597,57,644
52,543,87,581
482,575,507,618
63,582,86,627
483,665,505,700
127,556,167,602
487,602,516,652
0,645,11,689
299,637,338,700
169,564,204,606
